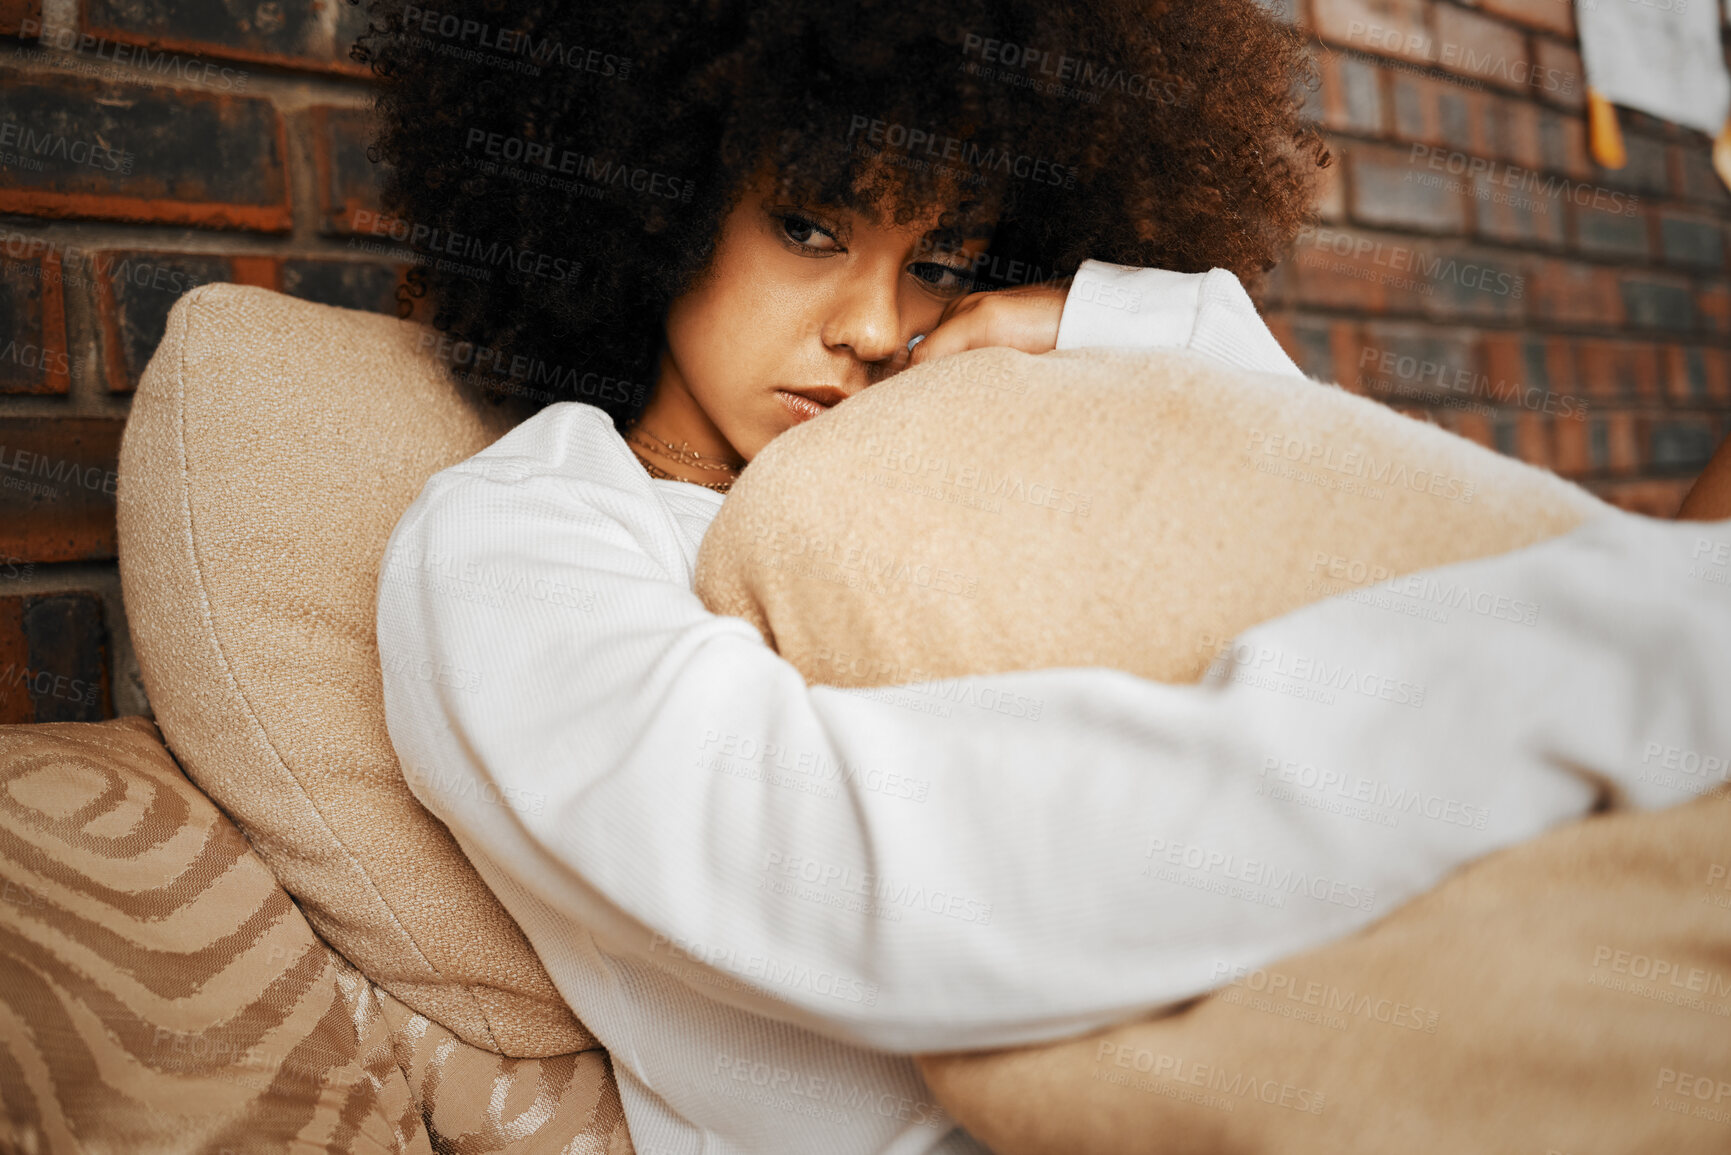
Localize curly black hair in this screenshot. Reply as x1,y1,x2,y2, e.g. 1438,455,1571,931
352,0,1326,428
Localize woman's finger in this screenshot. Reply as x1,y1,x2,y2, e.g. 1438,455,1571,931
906,309,985,368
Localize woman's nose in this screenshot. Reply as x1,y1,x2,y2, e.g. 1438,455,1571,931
822,268,905,364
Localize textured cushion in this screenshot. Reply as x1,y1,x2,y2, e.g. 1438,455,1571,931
919,784,1731,1155
0,715,629,1153
116,283,593,1057
694,345,1606,689
691,344,1731,1152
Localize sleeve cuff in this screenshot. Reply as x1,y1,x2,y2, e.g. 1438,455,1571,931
1054,259,1202,352
1055,259,1307,381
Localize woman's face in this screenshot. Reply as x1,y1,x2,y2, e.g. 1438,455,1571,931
644,171,992,467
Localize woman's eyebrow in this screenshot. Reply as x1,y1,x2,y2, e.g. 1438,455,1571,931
916,227,985,256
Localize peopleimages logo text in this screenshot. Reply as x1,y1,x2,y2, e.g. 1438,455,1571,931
847,117,1077,187
352,210,578,282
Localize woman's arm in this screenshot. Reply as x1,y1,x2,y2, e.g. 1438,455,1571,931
1678,430,1731,520
910,262,1305,379
377,401,1731,1056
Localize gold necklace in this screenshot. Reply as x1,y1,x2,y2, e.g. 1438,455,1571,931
626,426,741,494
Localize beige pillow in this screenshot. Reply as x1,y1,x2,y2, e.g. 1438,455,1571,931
918,783,1731,1155
694,344,1605,689
117,284,593,1057
0,714,627,1153
690,343,1730,1154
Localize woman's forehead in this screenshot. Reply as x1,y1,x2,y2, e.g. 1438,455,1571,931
758,159,998,239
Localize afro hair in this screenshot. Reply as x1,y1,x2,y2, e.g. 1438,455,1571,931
353,0,1327,427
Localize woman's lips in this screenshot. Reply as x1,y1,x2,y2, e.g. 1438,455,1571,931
776,388,841,424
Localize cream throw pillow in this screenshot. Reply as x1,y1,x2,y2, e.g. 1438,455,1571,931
117,284,593,1057
694,344,1605,690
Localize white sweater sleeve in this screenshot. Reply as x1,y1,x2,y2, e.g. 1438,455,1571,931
1055,259,1306,379
377,404,1731,1055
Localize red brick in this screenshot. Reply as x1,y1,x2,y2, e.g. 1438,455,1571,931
1619,275,1697,334
1267,313,1351,381
1475,0,1574,37
1260,264,1292,311
1644,414,1720,472
1573,201,1650,260
1352,321,1481,405
1286,224,1438,312
1701,347,1731,404
94,251,255,393
1662,345,1709,405
1349,142,1469,232
91,251,408,393
1315,147,1348,221
1573,339,1661,403
0,73,291,232
1551,412,1592,476
1529,38,1584,110
0,418,125,563
1481,93,1543,170
1521,257,1621,326
1659,213,1727,271
1330,321,1370,390
1697,280,1731,337
1454,84,1506,158
0,242,70,395
1512,409,1553,469
1441,406,1497,449
79,0,370,75
0,599,23,725
1264,306,1295,342
1604,411,1641,474
1674,141,1731,209
1481,330,1577,402
1590,132,1671,200
1417,244,1528,323
0,591,111,724
1,0,40,39
1310,49,1384,133
277,260,405,316
1384,71,1509,158
1472,172,1565,246
309,105,387,237
1312,0,1434,65
1534,108,1591,179
1431,5,1529,94
1387,71,1476,150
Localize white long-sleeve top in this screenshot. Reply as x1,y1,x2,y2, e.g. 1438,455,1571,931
376,260,1731,1155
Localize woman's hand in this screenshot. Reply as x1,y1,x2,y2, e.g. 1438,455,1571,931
905,278,1074,369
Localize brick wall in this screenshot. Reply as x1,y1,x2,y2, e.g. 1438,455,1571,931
1262,0,1731,521
1,0,1727,723
0,1,404,722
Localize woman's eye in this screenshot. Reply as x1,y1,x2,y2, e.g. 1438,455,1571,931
778,213,841,252
910,262,976,294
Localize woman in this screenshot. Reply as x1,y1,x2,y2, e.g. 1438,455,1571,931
363,2,1731,1152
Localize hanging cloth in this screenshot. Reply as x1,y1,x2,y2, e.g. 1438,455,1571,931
1575,0,1731,186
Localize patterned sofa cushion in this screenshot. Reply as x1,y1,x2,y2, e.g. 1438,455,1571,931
0,715,630,1153
116,283,591,1057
